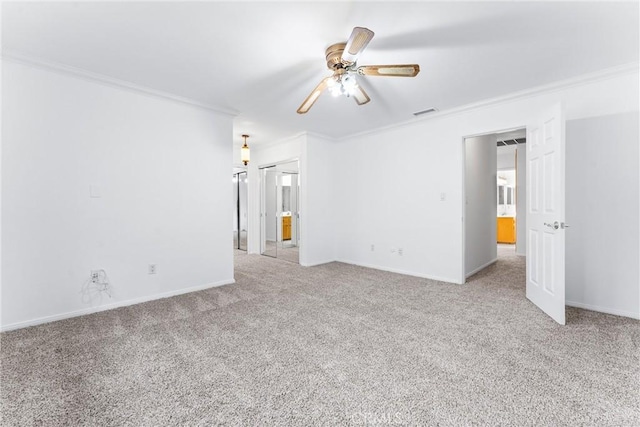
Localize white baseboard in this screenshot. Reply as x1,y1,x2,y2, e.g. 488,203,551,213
300,259,336,267
0,278,235,332
465,258,498,278
566,300,640,320
337,259,459,284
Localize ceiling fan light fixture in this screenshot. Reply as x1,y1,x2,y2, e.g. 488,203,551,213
296,26,419,114
327,73,359,97
341,74,358,96
327,77,341,97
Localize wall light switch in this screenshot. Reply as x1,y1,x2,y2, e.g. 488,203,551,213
440,192,446,201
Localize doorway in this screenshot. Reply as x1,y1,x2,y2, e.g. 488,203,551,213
233,171,248,251
463,128,526,279
496,130,527,257
260,160,300,263
462,104,567,325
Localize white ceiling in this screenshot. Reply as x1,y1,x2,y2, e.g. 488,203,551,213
2,1,638,146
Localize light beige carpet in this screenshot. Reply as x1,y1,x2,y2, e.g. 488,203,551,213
1,251,638,426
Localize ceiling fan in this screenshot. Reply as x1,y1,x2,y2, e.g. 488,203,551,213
297,27,420,114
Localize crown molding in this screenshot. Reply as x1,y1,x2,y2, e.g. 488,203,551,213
339,61,640,141
1,49,238,117
304,131,338,143
250,131,309,152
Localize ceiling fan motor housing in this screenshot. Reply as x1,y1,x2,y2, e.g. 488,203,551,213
325,42,348,69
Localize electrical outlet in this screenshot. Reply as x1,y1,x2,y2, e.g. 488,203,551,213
398,248,403,256
148,264,157,275
370,244,375,252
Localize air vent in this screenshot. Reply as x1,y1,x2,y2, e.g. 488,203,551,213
413,108,438,117
497,138,526,146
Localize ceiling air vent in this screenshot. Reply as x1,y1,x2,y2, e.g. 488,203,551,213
496,138,526,146
413,108,438,117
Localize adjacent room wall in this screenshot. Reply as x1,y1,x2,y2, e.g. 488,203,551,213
465,135,497,277
1,59,234,330
565,112,639,318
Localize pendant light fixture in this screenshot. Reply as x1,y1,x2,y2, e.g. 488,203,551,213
241,134,250,166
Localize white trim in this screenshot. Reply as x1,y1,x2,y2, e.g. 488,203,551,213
251,131,340,152
465,258,498,279
566,300,640,320
1,50,238,117
5,49,635,144
299,259,335,267
461,137,467,284
340,62,640,141
337,259,461,284
305,131,338,143
252,132,307,152
0,278,234,332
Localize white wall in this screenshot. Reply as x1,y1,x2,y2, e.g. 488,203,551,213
565,112,639,318
333,68,639,288
333,122,463,282
302,134,336,266
1,59,234,330
465,135,498,277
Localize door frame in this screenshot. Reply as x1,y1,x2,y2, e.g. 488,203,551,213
233,170,248,251
258,158,300,259
461,125,527,283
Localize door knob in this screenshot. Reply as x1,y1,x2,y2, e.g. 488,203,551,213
544,221,560,230
561,222,570,229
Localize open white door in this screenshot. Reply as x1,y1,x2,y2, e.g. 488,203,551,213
526,103,566,325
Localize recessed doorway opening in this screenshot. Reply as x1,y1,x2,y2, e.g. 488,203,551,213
260,160,300,264
463,127,527,280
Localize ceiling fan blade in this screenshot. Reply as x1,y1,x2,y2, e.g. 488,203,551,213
297,77,332,114
352,85,371,106
341,27,375,65
357,64,420,77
